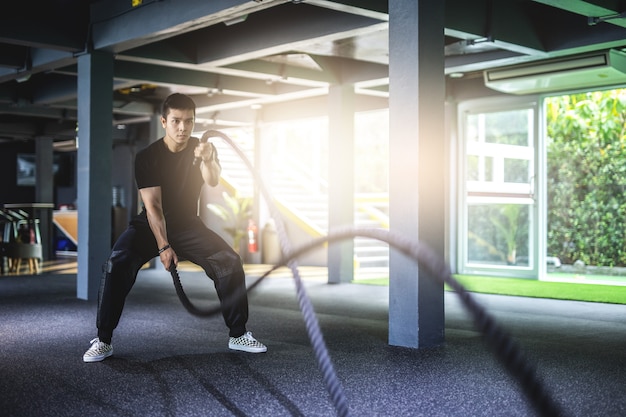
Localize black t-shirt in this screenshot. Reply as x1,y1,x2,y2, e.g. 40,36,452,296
135,137,208,226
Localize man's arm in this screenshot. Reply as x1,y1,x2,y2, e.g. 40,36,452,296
139,186,178,269
196,142,221,187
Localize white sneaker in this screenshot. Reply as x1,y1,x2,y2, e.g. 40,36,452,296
228,331,267,353
83,338,113,362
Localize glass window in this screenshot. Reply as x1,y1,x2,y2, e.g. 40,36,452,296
459,101,538,277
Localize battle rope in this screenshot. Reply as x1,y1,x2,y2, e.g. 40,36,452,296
172,129,351,416
167,130,564,417
260,227,564,417
169,264,218,317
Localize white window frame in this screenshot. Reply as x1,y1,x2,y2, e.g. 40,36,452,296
455,96,545,279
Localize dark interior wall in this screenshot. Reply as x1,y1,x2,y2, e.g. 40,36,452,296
0,142,77,207
1,142,37,204
0,120,150,214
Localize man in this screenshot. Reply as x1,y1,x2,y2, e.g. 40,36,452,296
83,93,266,362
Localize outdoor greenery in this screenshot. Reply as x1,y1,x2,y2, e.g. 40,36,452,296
468,204,529,265
546,89,626,267
355,275,626,305
465,109,531,265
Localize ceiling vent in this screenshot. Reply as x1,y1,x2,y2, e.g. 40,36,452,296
484,50,626,94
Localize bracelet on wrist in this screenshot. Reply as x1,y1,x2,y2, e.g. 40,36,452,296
158,244,171,254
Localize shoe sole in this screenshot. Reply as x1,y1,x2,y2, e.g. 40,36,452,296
83,350,113,363
228,344,267,353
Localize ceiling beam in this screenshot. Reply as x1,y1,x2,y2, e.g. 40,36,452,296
119,3,386,69
445,0,546,55
309,55,388,84
31,74,79,105
195,88,388,125
90,0,288,53
303,0,388,20
192,4,386,67
532,0,621,19
0,48,76,84
218,59,332,85
114,60,314,96
0,104,71,120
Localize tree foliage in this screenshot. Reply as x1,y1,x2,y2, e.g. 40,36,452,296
546,89,626,266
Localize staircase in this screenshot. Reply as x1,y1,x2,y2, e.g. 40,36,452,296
212,137,389,277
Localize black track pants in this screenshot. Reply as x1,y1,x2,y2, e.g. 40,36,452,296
96,215,249,343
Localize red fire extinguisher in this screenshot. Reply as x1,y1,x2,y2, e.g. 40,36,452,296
247,219,258,253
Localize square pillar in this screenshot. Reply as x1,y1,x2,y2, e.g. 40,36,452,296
76,51,114,300
388,0,446,348
328,84,355,284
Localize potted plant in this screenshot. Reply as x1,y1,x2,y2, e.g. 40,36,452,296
207,191,252,254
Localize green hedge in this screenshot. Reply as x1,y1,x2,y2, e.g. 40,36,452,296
547,90,626,267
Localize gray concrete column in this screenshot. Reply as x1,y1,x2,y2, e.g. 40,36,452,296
255,107,271,230
149,110,164,144
388,0,446,348
328,83,355,284
35,137,54,260
76,51,114,300
249,107,263,264
146,111,166,271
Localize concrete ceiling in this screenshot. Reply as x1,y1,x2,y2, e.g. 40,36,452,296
1,0,626,147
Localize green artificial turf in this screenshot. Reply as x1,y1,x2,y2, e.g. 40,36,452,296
355,275,626,305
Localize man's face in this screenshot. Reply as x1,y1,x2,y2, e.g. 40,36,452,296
162,108,195,146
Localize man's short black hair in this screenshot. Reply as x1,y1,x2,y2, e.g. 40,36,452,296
161,93,196,119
